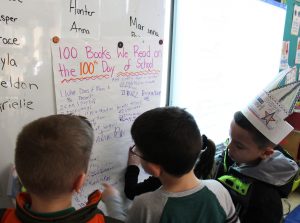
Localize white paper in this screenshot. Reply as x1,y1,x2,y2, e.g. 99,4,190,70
280,41,289,69
51,37,163,208
291,5,300,36
296,38,300,64
243,107,293,145
243,67,300,144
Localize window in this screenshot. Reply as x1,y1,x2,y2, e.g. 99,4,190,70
170,0,286,143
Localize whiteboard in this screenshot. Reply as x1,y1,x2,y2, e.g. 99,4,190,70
0,0,170,208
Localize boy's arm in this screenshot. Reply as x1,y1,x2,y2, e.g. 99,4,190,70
124,165,162,200
125,199,143,223
102,183,126,221
125,146,162,200
203,180,240,223
125,194,158,223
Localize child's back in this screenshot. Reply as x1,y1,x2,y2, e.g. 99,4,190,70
127,180,237,223
126,107,239,223
0,114,123,223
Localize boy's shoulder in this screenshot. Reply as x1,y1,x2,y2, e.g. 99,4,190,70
0,208,124,223
133,180,229,206
202,179,226,189
128,182,236,223
202,179,232,197
236,150,298,185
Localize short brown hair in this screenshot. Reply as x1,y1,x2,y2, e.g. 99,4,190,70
15,114,94,197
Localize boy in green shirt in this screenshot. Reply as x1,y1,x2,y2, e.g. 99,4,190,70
126,107,239,223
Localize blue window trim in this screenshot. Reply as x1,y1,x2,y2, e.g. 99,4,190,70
260,0,287,9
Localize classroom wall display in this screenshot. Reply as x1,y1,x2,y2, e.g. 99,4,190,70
281,0,300,112
0,0,169,208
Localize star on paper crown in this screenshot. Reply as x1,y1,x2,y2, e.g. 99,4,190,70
242,67,300,144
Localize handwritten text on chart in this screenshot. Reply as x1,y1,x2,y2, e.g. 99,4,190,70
52,39,163,207
8,0,23,4
52,39,163,145
56,44,162,83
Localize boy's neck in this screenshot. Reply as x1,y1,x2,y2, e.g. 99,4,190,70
30,193,73,213
160,170,200,193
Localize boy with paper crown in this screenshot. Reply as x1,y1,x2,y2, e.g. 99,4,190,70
215,67,300,223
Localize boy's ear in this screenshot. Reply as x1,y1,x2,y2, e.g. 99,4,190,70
146,162,162,177
73,172,86,193
260,147,274,160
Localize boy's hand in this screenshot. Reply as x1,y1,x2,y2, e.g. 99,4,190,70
128,146,141,166
102,183,125,220
102,183,119,202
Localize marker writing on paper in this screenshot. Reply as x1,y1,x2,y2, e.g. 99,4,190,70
130,16,159,37
68,0,95,35
70,21,90,34
0,14,18,25
69,0,95,16
0,76,38,90
1,53,17,70
0,98,34,112
8,0,23,3
0,36,20,46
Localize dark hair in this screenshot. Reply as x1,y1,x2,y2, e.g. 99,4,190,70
15,114,94,198
194,135,216,179
131,107,202,177
234,111,275,148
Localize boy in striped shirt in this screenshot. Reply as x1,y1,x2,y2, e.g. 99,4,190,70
125,107,239,223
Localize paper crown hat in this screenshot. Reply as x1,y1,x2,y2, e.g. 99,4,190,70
242,67,300,144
